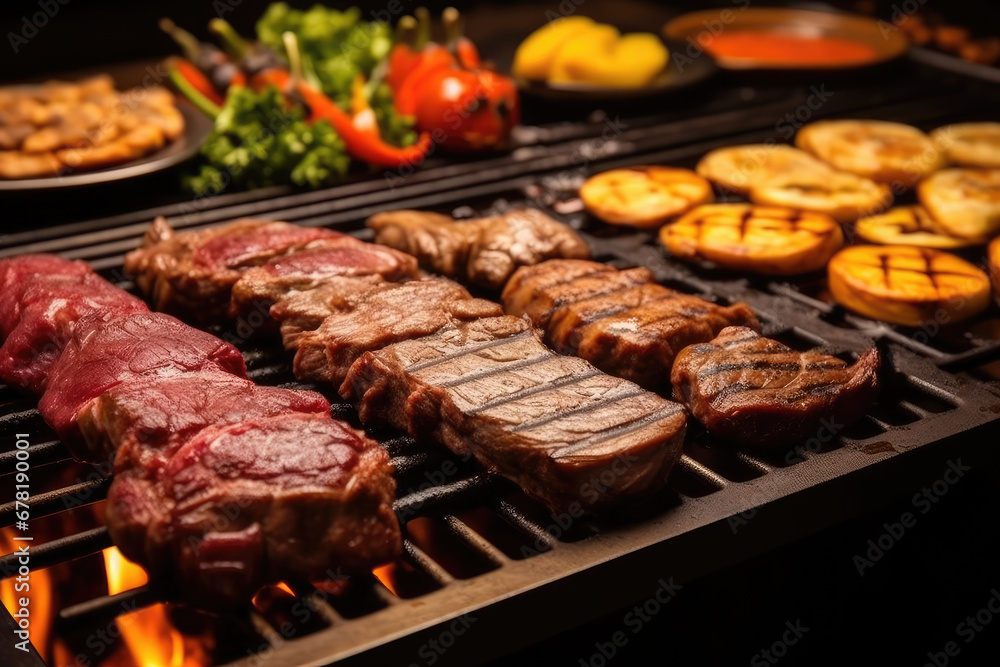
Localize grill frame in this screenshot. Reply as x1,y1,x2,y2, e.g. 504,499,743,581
2,50,1000,666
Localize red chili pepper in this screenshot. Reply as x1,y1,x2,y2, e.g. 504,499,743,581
173,58,225,106
296,80,433,168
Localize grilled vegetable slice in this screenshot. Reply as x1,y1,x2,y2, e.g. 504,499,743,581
796,119,946,187
989,236,1000,305
749,169,892,223
931,122,1000,169
580,166,714,228
660,204,844,275
827,245,991,326
695,144,829,196
853,206,975,249
917,168,1000,241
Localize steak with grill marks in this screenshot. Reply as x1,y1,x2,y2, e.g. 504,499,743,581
341,315,687,513
0,257,148,394
271,276,502,385
367,208,591,289
228,237,419,319
124,216,344,319
670,326,881,448
502,259,760,392
105,412,400,607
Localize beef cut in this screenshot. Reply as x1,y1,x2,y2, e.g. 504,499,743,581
502,260,760,392
124,216,344,319
1,255,402,607
229,237,419,318
368,208,591,289
0,256,148,394
105,412,399,606
670,326,881,448
273,276,502,384
39,310,247,456
341,315,687,513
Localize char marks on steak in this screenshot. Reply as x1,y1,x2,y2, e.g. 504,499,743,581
0,255,148,394
670,326,880,448
124,216,345,319
368,208,591,289
273,276,502,384
341,315,687,513
502,260,760,392
106,412,399,607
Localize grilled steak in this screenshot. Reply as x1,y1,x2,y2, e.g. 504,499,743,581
105,412,399,607
0,257,148,394
671,326,881,448
274,276,502,384
2,255,402,606
39,310,247,456
124,216,344,319
341,315,687,513
502,260,760,392
228,237,419,319
368,208,591,289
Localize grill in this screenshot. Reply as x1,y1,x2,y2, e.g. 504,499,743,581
2,49,1000,667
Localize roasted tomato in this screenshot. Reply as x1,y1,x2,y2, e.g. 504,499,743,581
413,67,519,152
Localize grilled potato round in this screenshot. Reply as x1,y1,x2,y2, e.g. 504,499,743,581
796,120,946,187
579,166,714,227
853,206,975,249
989,236,1000,305
917,168,1000,241
660,204,844,275
931,122,1000,168
828,245,991,326
749,169,893,223
695,144,830,196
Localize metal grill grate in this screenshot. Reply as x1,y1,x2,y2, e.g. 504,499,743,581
2,53,1000,666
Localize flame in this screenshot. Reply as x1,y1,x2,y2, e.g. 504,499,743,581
275,582,294,596
0,529,54,662
372,564,399,597
102,547,185,667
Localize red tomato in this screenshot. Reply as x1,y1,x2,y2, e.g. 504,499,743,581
414,67,520,152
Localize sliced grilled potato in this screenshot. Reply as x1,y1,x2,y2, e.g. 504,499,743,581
579,166,714,227
796,120,946,187
931,122,1000,168
695,144,830,195
853,206,975,249
917,168,1000,241
989,236,1000,304
749,169,893,223
660,203,844,275
827,245,991,326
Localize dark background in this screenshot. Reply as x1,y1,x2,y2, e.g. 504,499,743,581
4,1,1000,83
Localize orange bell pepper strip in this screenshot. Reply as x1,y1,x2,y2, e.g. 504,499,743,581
172,58,225,107
295,80,432,168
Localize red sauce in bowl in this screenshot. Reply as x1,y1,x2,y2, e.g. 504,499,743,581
703,30,880,66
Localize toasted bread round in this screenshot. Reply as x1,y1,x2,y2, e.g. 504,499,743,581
931,122,1000,168
579,166,714,227
917,168,1000,241
660,203,844,275
853,206,975,249
749,169,893,223
695,144,830,196
796,120,946,187
828,245,991,326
